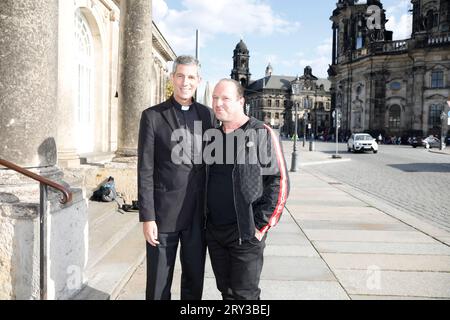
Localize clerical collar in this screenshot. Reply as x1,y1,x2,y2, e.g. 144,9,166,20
172,96,194,112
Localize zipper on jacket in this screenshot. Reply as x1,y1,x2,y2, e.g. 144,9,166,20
232,165,243,246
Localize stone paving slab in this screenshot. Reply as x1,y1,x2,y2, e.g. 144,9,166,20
302,229,439,243
333,269,450,298
313,241,450,256
288,199,364,207
259,280,349,300
298,220,413,231
291,212,401,224
265,231,309,244
322,253,450,272
264,245,320,257
260,256,336,281
350,294,444,300
289,206,384,215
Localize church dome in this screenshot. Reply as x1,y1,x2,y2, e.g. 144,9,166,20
235,39,249,54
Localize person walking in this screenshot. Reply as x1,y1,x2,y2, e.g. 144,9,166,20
205,79,289,300
138,55,215,300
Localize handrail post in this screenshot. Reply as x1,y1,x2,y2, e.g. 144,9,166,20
39,183,48,300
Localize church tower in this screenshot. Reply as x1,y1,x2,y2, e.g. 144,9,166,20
411,0,450,36
331,0,391,64
265,63,273,77
231,39,251,87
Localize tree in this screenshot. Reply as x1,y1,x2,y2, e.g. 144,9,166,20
165,80,174,99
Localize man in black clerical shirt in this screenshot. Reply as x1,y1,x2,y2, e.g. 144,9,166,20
138,55,215,300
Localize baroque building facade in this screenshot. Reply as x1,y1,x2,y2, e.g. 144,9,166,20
328,0,450,139
57,0,176,166
231,41,332,137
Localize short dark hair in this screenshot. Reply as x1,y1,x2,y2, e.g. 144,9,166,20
216,78,245,98
172,55,201,76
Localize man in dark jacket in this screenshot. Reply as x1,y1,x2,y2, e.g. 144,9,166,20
138,55,215,300
205,79,289,300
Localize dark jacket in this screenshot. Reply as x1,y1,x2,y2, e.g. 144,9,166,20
206,117,290,242
138,97,215,232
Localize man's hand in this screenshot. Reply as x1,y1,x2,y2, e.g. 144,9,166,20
254,228,264,241
143,221,160,246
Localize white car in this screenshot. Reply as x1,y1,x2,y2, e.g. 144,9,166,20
347,133,378,153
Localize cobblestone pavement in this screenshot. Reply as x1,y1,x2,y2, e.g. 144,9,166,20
283,140,450,233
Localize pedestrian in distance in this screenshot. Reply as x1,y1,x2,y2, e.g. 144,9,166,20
205,79,290,300
377,133,383,144
138,55,216,300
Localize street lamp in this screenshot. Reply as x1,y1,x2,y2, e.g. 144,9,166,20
303,96,310,147
440,111,447,150
303,111,308,147
291,82,301,172
332,107,342,159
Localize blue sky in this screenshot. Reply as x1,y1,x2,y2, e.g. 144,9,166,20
153,0,413,100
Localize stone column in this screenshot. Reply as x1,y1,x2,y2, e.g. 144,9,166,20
0,1,88,300
332,24,337,65
117,0,153,156
56,0,79,167
0,0,59,167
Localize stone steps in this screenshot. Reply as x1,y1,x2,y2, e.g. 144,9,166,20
87,204,139,270
72,201,145,300
79,152,116,165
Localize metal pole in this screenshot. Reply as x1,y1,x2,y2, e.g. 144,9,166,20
333,109,341,159
39,183,48,300
303,114,306,147
291,103,299,172
195,29,199,101
195,29,199,61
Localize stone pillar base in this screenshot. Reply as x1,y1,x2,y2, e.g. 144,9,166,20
115,148,138,157
0,168,88,300
58,149,81,168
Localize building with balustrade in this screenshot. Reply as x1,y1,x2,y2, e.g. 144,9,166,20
328,0,450,140
231,40,332,137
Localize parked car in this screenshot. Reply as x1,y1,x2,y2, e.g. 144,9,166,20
411,136,441,149
347,133,379,153
410,136,423,148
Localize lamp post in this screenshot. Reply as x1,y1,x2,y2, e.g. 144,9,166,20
303,96,309,147
440,111,447,150
291,82,301,172
332,108,342,159
291,102,300,172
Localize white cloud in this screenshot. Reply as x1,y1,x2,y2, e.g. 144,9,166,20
290,38,332,78
385,0,413,40
386,13,413,40
153,0,300,53
153,0,169,19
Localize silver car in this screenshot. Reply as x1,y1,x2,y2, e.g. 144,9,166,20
422,136,441,149
347,133,379,153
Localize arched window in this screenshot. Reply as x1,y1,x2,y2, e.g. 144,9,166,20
389,105,401,128
74,9,94,153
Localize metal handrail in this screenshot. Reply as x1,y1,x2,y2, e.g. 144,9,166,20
0,159,72,204
0,158,73,300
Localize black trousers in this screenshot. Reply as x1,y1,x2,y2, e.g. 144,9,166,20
206,222,266,300
145,215,206,300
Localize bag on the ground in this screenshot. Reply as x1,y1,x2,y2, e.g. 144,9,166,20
91,176,117,202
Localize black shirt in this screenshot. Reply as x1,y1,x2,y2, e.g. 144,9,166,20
207,121,249,226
